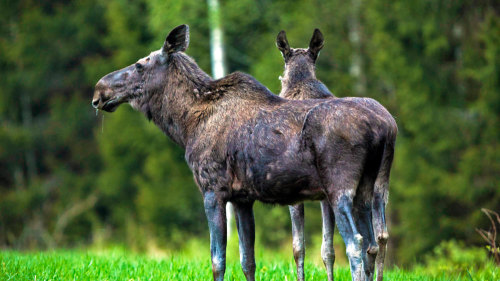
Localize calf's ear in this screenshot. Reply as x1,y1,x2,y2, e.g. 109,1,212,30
308,28,324,60
162,24,190,55
276,30,291,59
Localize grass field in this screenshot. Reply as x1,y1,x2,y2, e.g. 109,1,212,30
0,250,497,281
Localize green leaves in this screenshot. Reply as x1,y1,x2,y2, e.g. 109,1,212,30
0,1,498,268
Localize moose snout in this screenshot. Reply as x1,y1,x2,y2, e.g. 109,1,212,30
92,80,111,109
91,98,100,109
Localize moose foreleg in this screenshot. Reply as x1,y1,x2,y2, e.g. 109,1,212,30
204,192,227,281
320,200,335,281
289,204,305,281
234,201,256,281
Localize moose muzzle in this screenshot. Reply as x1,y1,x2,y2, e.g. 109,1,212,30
92,79,124,112
92,79,110,109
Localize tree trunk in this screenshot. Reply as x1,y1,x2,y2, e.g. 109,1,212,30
349,0,366,96
207,0,233,238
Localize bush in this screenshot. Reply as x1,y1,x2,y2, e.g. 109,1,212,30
418,240,498,280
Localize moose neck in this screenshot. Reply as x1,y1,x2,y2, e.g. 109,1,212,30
136,53,213,149
280,58,316,95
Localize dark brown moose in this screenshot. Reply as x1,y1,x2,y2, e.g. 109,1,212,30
276,29,397,281
93,25,392,281
277,29,336,281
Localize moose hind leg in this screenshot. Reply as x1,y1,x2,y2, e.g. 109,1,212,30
373,142,394,281
320,200,335,281
356,203,377,281
234,201,256,281
330,193,364,281
318,151,366,280
289,203,305,281
203,192,227,281
355,175,378,281
373,192,388,281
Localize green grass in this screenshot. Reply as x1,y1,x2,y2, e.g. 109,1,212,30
0,250,497,280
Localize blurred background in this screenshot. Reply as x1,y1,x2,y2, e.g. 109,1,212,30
0,0,499,270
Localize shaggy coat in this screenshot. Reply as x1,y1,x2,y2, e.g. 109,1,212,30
277,29,336,281
277,29,397,281
92,25,390,281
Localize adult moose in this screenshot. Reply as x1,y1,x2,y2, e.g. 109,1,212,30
276,29,397,281
92,25,389,281
278,29,336,281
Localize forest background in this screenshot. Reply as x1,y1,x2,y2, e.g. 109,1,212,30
0,0,499,270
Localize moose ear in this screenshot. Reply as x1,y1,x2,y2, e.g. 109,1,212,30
162,24,190,55
308,28,324,60
276,30,291,58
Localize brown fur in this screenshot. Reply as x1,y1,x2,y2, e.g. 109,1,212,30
277,29,397,281
92,25,391,281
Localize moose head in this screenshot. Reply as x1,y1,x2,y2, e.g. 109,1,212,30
92,24,190,112
276,28,324,64
276,29,329,99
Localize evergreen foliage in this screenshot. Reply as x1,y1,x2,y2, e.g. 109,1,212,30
0,0,498,266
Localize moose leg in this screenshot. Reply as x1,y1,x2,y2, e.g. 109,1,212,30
329,192,364,281
372,192,388,281
203,192,227,281
314,143,366,280
233,201,256,281
373,142,394,281
355,176,378,281
356,204,377,281
289,203,305,281
320,199,335,281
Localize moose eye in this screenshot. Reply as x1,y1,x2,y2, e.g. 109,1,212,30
135,63,144,72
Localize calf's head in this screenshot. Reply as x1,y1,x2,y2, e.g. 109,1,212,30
92,24,190,112
276,29,324,78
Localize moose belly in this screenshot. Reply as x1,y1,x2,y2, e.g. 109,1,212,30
228,119,324,205
260,178,325,205
231,159,325,205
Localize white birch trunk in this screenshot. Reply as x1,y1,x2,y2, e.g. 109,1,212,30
207,0,233,238
349,0,366,96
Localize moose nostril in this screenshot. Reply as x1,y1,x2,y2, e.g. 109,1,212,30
92,99,100,108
